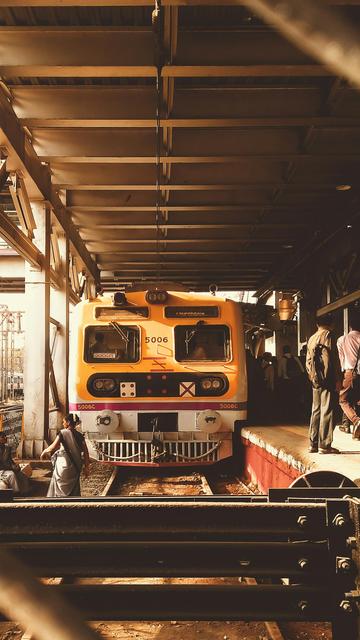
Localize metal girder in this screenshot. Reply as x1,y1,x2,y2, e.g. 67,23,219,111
79,223,306,230
0,27,326,78
0,584,333,623
0,500,327,537
0,207,42,268
0,0,357,5
22,117,360,128
83,238,296,246
11,85,329,120
39,154,360,164
31,127,357,160
59,182,346,190
2,540,329,578
0,91,99,281
0,28,156,78
316,289,360,317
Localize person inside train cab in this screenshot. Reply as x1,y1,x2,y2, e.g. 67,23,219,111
190,332,222,360
90,331,111,357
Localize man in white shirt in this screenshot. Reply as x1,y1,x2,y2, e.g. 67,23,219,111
337,311,360,439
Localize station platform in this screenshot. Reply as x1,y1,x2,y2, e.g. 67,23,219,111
241,424,360,492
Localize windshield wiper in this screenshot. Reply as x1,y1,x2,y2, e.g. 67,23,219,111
110,321,130,345
185,320,205,354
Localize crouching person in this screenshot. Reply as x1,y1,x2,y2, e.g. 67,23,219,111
41,413,90,497
0,432,30,494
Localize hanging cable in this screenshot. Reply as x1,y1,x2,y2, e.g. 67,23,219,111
152,0,163,282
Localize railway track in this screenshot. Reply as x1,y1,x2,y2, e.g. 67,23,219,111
105,467,255,498
102,469,287,640
11,467,332,640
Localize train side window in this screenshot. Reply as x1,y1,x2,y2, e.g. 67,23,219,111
84,325,139,363
174,325,231,362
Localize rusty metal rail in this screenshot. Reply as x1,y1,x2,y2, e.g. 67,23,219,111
0,496,359,639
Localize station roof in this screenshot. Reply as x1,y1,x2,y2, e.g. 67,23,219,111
0,1,360,295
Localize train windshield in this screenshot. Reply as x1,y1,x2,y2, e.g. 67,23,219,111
84,324,139,363
175,324,231,361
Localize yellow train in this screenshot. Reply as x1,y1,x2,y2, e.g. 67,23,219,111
69,287,247,466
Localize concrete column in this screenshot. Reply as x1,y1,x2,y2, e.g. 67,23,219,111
50,233,70,436
23,202,50,458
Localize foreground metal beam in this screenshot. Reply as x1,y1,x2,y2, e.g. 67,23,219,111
240,0,360,89
2,540,329,578
0,91,99,281
0,584,332,622
0,549,99,640
0,501,327,538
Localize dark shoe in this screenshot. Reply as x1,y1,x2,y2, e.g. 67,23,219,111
339,425,351,434
308,445,318,453
318,447,340,454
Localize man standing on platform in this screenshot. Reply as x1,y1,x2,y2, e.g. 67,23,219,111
337,310,360,438
306,314,341,454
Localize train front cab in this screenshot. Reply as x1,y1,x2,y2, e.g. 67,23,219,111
69,289,247,466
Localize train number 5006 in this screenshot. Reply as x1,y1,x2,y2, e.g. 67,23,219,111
145,336,168,343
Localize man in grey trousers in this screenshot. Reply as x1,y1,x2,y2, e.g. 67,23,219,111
306,314,341,454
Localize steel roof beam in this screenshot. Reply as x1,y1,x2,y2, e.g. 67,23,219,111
69,204,338,212
97,250,280,256
11,85,326,120
84,237,293,245
78,223,306,230
0,28,156,78
0,27,326,78
39,154,360,163
60,182,347,190
0,0,357,5
22,117,360,128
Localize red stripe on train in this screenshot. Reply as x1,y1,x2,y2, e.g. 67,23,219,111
69,401,246,411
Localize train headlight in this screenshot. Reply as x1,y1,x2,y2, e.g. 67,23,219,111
96,410,120,434
145,289,168,304
92,378,116,393
103,379,116,392
200,377,224,392
196,410,222,433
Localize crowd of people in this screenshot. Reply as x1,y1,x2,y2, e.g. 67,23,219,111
306,310,360,454
246,344,310,423
248,308,360,455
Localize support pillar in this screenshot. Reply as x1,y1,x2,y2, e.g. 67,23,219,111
50,233,70,437
23,202,50,458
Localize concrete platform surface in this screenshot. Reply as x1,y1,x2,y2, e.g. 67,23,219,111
241,424,360,489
